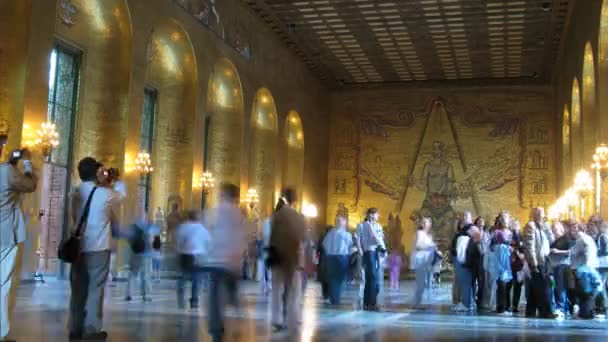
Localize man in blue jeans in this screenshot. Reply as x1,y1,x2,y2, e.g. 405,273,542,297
549,222,575,315
355,208,386,311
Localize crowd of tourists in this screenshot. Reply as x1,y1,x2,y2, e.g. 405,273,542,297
2,149,608,342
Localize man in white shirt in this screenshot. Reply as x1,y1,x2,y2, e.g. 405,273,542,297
355,208,386,311
0,148,37,340
68,157,122,340
175,210,210,309
322,215,353,305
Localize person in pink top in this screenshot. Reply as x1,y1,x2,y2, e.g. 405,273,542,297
387,248,403,290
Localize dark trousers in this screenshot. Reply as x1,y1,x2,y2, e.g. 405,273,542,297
363,251,379,307
496,280,510,313
473,266,484,308
553,264,569,313
68,251,111,335
578,292,597,319
326,255,349,305
177,254,202,306
207,268,238,341
525,266,553,317
506,271,522,311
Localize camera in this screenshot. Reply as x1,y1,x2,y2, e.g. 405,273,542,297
101,167,120,182
9,149,23,165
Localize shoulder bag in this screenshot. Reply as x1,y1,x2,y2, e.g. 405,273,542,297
58,187,98,263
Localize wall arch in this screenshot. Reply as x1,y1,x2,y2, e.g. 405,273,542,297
283,110,305,197
55,0,133,167
148,19,198,213
582,42,597,167
249,88,278,215
206,58,244,198
562,105,571,187
599,0,608,144
571,77,583,171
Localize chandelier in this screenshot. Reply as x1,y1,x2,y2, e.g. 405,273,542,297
199,171,215,192
35,122,59,157
592,143,608,179
245,188,259,208
573,169,594,197
134,152,153,174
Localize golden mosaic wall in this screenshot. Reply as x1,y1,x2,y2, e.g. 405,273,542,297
248,88,279,216
148,19,197,214
55,0,132,169
328,85,556,253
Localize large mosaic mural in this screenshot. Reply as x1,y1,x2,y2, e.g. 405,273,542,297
328,88,555,253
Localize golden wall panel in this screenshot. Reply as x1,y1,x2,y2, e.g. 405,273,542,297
283,110,305,197
0,0,33,158
55,0,132,169
328,86,556,254
207,58,244,201
148,20,197,214
249,88,278,216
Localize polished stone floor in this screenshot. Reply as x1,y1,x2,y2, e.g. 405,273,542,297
7,277,608,341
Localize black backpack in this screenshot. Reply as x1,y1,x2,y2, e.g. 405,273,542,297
130,225,146,254
152,235,162,250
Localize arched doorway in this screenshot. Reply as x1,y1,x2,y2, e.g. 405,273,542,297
147,19,198,215
571,78,582,171
283,110,305,200
582,42,597,167
206,58,244,203
249,88,278,216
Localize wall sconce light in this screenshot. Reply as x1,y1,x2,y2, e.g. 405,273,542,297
302,203,318,219
573,169,593,219
34,122,59,157
134,151,153,175
592,144,608,215
199,171,215,192
245,188,259,209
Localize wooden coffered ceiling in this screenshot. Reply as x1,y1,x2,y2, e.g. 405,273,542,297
243,0,571,86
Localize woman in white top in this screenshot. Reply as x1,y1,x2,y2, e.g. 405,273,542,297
411,217,441,308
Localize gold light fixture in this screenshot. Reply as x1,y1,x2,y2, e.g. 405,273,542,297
574,169,594,219
302,203,318,219
134,151,153,174
245,188,259,208
592,143,608,215
199,171,215,192
35,122,60,157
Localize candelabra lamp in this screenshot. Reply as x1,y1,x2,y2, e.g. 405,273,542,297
134,151,153,174
573,169,594,220
592,144,608,215
35,122,60,159
200,171,215,209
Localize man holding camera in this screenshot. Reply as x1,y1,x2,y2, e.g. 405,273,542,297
68,157,123,340
1,148,37,340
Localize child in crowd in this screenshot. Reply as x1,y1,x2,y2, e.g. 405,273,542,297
492,232,512,314
387,248,403,290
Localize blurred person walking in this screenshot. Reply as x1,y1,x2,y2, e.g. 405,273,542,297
268,188,307,333
204,183,248,342
124,209,160,302
322,215,353,305
175,210,210,309
0,148,37,340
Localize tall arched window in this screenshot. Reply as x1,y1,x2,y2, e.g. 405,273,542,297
571,78,582,170
562,105,571,186
582,42,597,166
283,111,305,199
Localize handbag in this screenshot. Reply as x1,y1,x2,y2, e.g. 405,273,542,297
58,186,98,263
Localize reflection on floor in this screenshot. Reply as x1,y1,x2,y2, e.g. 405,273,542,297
8,278,608,341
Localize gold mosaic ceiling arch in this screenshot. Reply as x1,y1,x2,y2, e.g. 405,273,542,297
562,104,571,186
582,42,597,167
55,0,133,167
249,88,279,215
283,110,305,195
571,77,582,171
148,18,198,213
207,58,245,189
